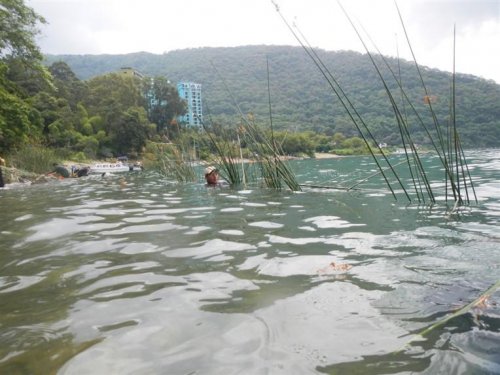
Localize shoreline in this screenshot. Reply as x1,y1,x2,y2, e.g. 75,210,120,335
0,153,344,188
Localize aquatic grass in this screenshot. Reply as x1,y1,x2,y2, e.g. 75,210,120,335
446,27,477,205
242,114,301,191
144,141,196,183
336,2,435,203
393,2,476,205
8,144,62,174
271,1,404,200
272,0,476,205
196,110,247,187
207,61,301,191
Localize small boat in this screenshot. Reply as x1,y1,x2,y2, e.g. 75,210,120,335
89,162,132,174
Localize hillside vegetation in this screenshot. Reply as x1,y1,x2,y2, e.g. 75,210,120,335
45,46,500,147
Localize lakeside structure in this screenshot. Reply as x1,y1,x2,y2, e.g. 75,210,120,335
176,82,203,127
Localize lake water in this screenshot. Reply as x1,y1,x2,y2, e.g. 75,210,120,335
1,150,499,374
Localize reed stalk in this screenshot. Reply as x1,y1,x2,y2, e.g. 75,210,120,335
146,141,196,183
393,2,447,157
392,0,476,204
272,1,404,200
208,60,301,191
399,280,500,352
198,113,245,186
336,2,437,203
444,24,476,204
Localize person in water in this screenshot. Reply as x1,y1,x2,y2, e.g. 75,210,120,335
204,166,219,186
0,156,5,187
73,166,90,177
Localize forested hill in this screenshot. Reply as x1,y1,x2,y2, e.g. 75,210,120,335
45,45,500,147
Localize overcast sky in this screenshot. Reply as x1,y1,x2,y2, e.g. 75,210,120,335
27,0,500,83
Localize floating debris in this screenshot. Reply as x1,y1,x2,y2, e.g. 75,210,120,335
317,261,353,274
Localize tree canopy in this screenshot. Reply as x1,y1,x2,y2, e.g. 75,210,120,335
1,0,48,152
0,0,45,62
0,0,188,157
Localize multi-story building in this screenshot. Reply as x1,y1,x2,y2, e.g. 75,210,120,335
177,82,202,127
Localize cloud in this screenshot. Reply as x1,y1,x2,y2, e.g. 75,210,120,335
27,0,500,82
407,0,499,44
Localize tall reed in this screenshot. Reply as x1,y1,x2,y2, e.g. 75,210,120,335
144,141,196,183
272,0,476,205
393,1,475,204
272,1,404,200
197,110,247,186
242,114,301,191
206,61,301,191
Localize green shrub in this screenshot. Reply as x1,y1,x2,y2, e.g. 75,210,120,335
69,152,88,162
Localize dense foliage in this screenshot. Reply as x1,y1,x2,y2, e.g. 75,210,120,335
0,1,187,159
1,57,185,158
1,0,48,152
45,46,500,148
1,1,189,161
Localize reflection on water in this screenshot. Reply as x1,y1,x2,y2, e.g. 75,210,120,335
1,150,499,374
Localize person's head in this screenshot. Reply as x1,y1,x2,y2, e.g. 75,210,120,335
204,166,218,185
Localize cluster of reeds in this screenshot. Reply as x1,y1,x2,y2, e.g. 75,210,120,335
198,116,247,186
271,0,476,205
201,60,301,191
144,140,196,183
241,114,301,191
197,112,301,190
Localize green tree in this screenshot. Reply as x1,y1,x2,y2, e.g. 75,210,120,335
3,57,52,97
143,76,186,134
0,0,46,63
1,0,52,97
112,107,154,155
84,73,151,156
0,0,49,152
0,79,31,152
86,73,144,113
48,61,88,109
274,131,315,157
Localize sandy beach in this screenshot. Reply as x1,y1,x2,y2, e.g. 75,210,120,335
313,152,343,159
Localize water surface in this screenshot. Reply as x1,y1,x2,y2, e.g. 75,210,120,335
1,150,499,374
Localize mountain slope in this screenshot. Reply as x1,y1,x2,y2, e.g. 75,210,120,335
44,45,500,147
